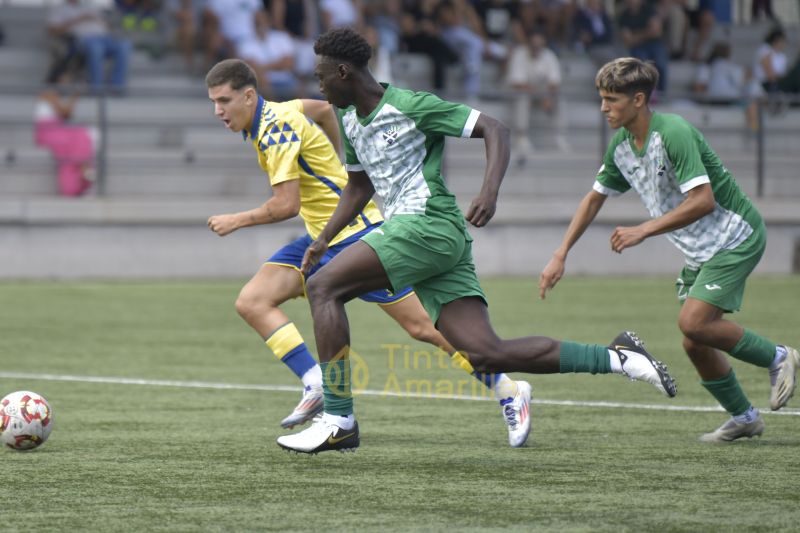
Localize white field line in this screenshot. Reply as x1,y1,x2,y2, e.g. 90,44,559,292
1,371,799,416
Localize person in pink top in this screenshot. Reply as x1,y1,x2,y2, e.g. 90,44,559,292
34,67,96,197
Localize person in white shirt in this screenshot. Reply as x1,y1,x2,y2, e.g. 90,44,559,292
202,0,261,68
505,30,567,161
237,10,299,100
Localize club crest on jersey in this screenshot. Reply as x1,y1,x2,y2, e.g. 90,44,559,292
382,126,398,146
656,159,666,177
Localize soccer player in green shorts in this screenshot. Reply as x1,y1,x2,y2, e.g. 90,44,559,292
276,28,677,455
539,57,799,442
204,59,532,447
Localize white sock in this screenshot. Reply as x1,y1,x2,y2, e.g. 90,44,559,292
770,345,788,370
301,365,323,389
322,412,354,430
733,405,759,425
608,349,623,373
493,374,518,402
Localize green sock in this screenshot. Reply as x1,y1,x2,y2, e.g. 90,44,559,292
729,329,776,368
700,369,751,416
320,358,353,416
559,341,612,374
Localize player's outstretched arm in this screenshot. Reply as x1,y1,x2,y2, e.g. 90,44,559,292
539,190,607,299
466,113,510,227
300,99,341,156
301,170,375,273
207,179,301,236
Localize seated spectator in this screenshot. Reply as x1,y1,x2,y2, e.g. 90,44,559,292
165,0,205,72
538,0,576,52
751,0,774,22
506,30,567,162
665,0,724,62
46,0,132,93
319,0,360,31
265,0,319,81
752,27,788,96
618,0,668,94
472,0,518,61
364,24,393,83
691,41,747,104
434,0,494,99
115,0,166,59
746,27,790,125
34,66,97,197
202,0,261,69
573,0,619,66
237,10,299,100
399,0,460,91
362,0,401,54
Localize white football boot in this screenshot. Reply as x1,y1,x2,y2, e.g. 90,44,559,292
770,346,799,411
501,381,532,448
280,385,324,429
610,331,677,397
277,413,359,454
700,415,765,443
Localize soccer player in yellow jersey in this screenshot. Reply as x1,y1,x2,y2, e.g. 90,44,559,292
205,59,531,447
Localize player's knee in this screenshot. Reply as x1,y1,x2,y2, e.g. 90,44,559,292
305,274,335,305
405,320,436,344
234,288,257,319
677,315,706,342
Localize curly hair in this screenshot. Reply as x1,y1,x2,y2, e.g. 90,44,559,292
313,27,372,68
205,59,258,90
595,57,659,102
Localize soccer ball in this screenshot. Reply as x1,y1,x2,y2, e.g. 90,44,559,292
1,390,53,451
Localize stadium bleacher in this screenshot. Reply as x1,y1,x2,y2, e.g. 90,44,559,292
1,2,799,278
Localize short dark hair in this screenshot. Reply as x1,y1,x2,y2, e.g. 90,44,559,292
205,59,258,90
313,27,372,68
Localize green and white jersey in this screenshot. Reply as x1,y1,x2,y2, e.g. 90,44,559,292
337,84,480,225
595,112,763,269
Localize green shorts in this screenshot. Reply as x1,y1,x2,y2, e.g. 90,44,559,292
675,227,766,313
361,214,486,324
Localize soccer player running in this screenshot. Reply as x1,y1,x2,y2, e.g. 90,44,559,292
539,57,799,443
276,28,677,455
204,59,533,447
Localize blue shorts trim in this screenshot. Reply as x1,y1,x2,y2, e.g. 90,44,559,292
266,225,414,305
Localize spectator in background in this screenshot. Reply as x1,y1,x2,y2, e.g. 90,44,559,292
238,10,299,100
618,0,668,94
538,0,576,52
319,0,360,31
202,0,261,69
665,0,721,62
506,29,566,162
47,0,132,93
435,0,497,100
751,0,774,22
399,0,460,91
573,0,618,66
166,0,204,72
34,65,97,197
691,41,747,104
752,27,788,95
266,0,319,80
115,0,166,60
471,0,518,60
364,24,393,83
363,0,401,54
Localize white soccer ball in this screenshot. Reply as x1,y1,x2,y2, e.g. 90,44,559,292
1,390,54,451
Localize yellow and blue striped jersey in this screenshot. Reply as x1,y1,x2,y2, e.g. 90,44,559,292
243,96,383,245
